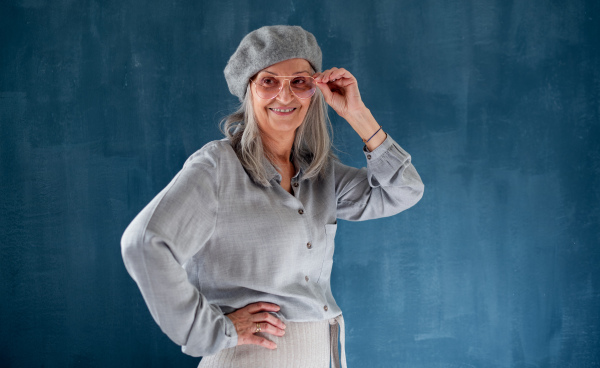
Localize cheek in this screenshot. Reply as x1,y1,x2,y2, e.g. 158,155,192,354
252,98,268,121
300,102,312,117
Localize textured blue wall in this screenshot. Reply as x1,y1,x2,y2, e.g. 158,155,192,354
1,0,599,367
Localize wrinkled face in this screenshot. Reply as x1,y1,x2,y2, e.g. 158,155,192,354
250,58,313,141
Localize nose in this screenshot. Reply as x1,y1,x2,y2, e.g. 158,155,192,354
276,79,296,104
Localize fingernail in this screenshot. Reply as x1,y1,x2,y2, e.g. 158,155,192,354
282,324,286,329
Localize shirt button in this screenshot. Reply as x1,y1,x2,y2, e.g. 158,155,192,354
306,242,312,249
324,305,328,312
298,209,304,215
367,154,372,159
305,276,309,282
293,182,299,188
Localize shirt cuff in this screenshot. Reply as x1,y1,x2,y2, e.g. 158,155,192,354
223,313,239,348
362,134,409,162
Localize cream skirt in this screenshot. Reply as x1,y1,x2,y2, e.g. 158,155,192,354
198,315,346,368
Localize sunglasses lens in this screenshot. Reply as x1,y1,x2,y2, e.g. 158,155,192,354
255,77,282,99
255,76,316,99
290,77,316,99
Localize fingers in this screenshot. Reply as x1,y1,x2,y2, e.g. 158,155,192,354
315,78,334,103
239,302,286,330
246,302,280,314
253,321,286,337
246,334,277,350
314,67,338,83
314,67,356,85
313,67,358,106
250,311,286,330
226,302,287,349
237,326,279,350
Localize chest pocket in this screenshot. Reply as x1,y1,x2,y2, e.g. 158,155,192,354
317,223,338,284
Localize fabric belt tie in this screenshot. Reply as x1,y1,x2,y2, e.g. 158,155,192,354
328,314,347,368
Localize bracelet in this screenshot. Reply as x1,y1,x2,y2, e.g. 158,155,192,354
362,125,382,143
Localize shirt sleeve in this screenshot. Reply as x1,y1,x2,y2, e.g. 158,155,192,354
120,144,238,357
334,134,424,221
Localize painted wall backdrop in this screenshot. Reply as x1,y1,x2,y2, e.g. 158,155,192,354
1,0,598,367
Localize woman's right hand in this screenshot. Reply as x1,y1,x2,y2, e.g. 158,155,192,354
225,302,286,349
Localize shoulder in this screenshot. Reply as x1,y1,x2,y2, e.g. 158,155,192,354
183,139,236,170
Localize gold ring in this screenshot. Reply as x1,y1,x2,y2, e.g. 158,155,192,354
255,323,261,333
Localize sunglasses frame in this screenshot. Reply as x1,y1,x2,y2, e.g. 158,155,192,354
250,75,317,100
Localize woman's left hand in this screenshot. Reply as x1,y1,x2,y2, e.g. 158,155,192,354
313,68,366,120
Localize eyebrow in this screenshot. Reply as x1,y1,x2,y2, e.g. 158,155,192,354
262,70,311,76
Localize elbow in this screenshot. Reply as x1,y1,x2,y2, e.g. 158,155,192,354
395,179,424,214
415,180,425,203
408,178,425,209
405,166,424,208
120,222,146,275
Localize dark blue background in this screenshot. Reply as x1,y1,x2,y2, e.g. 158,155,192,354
1,0,599,367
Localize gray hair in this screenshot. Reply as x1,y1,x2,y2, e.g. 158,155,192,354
220,85,334,187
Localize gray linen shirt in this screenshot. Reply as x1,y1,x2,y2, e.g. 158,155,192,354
121,134,424,357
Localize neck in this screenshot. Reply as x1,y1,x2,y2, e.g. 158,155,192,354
261,131,295,165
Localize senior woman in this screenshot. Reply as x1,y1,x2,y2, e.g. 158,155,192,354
121,25,424,367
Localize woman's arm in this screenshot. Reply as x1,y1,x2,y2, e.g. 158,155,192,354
314,67,424,221
333,134,424,221
121,142,287,355
121,144,237,357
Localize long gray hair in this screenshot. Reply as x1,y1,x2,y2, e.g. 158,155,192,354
220,85,334,187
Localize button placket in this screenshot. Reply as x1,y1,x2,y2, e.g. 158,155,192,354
291,180,300,198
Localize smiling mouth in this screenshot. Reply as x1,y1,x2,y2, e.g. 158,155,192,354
270,108,296,113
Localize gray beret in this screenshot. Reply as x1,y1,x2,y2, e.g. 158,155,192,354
224,25,322,101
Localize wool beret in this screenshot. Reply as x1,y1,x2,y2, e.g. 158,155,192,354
224,25,322,101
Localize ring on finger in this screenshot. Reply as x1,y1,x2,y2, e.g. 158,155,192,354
255,323,261,333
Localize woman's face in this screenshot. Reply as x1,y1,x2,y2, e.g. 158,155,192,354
250,58,313,141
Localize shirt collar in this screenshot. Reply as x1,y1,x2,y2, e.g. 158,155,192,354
263,154,308,184
263,157,281,183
